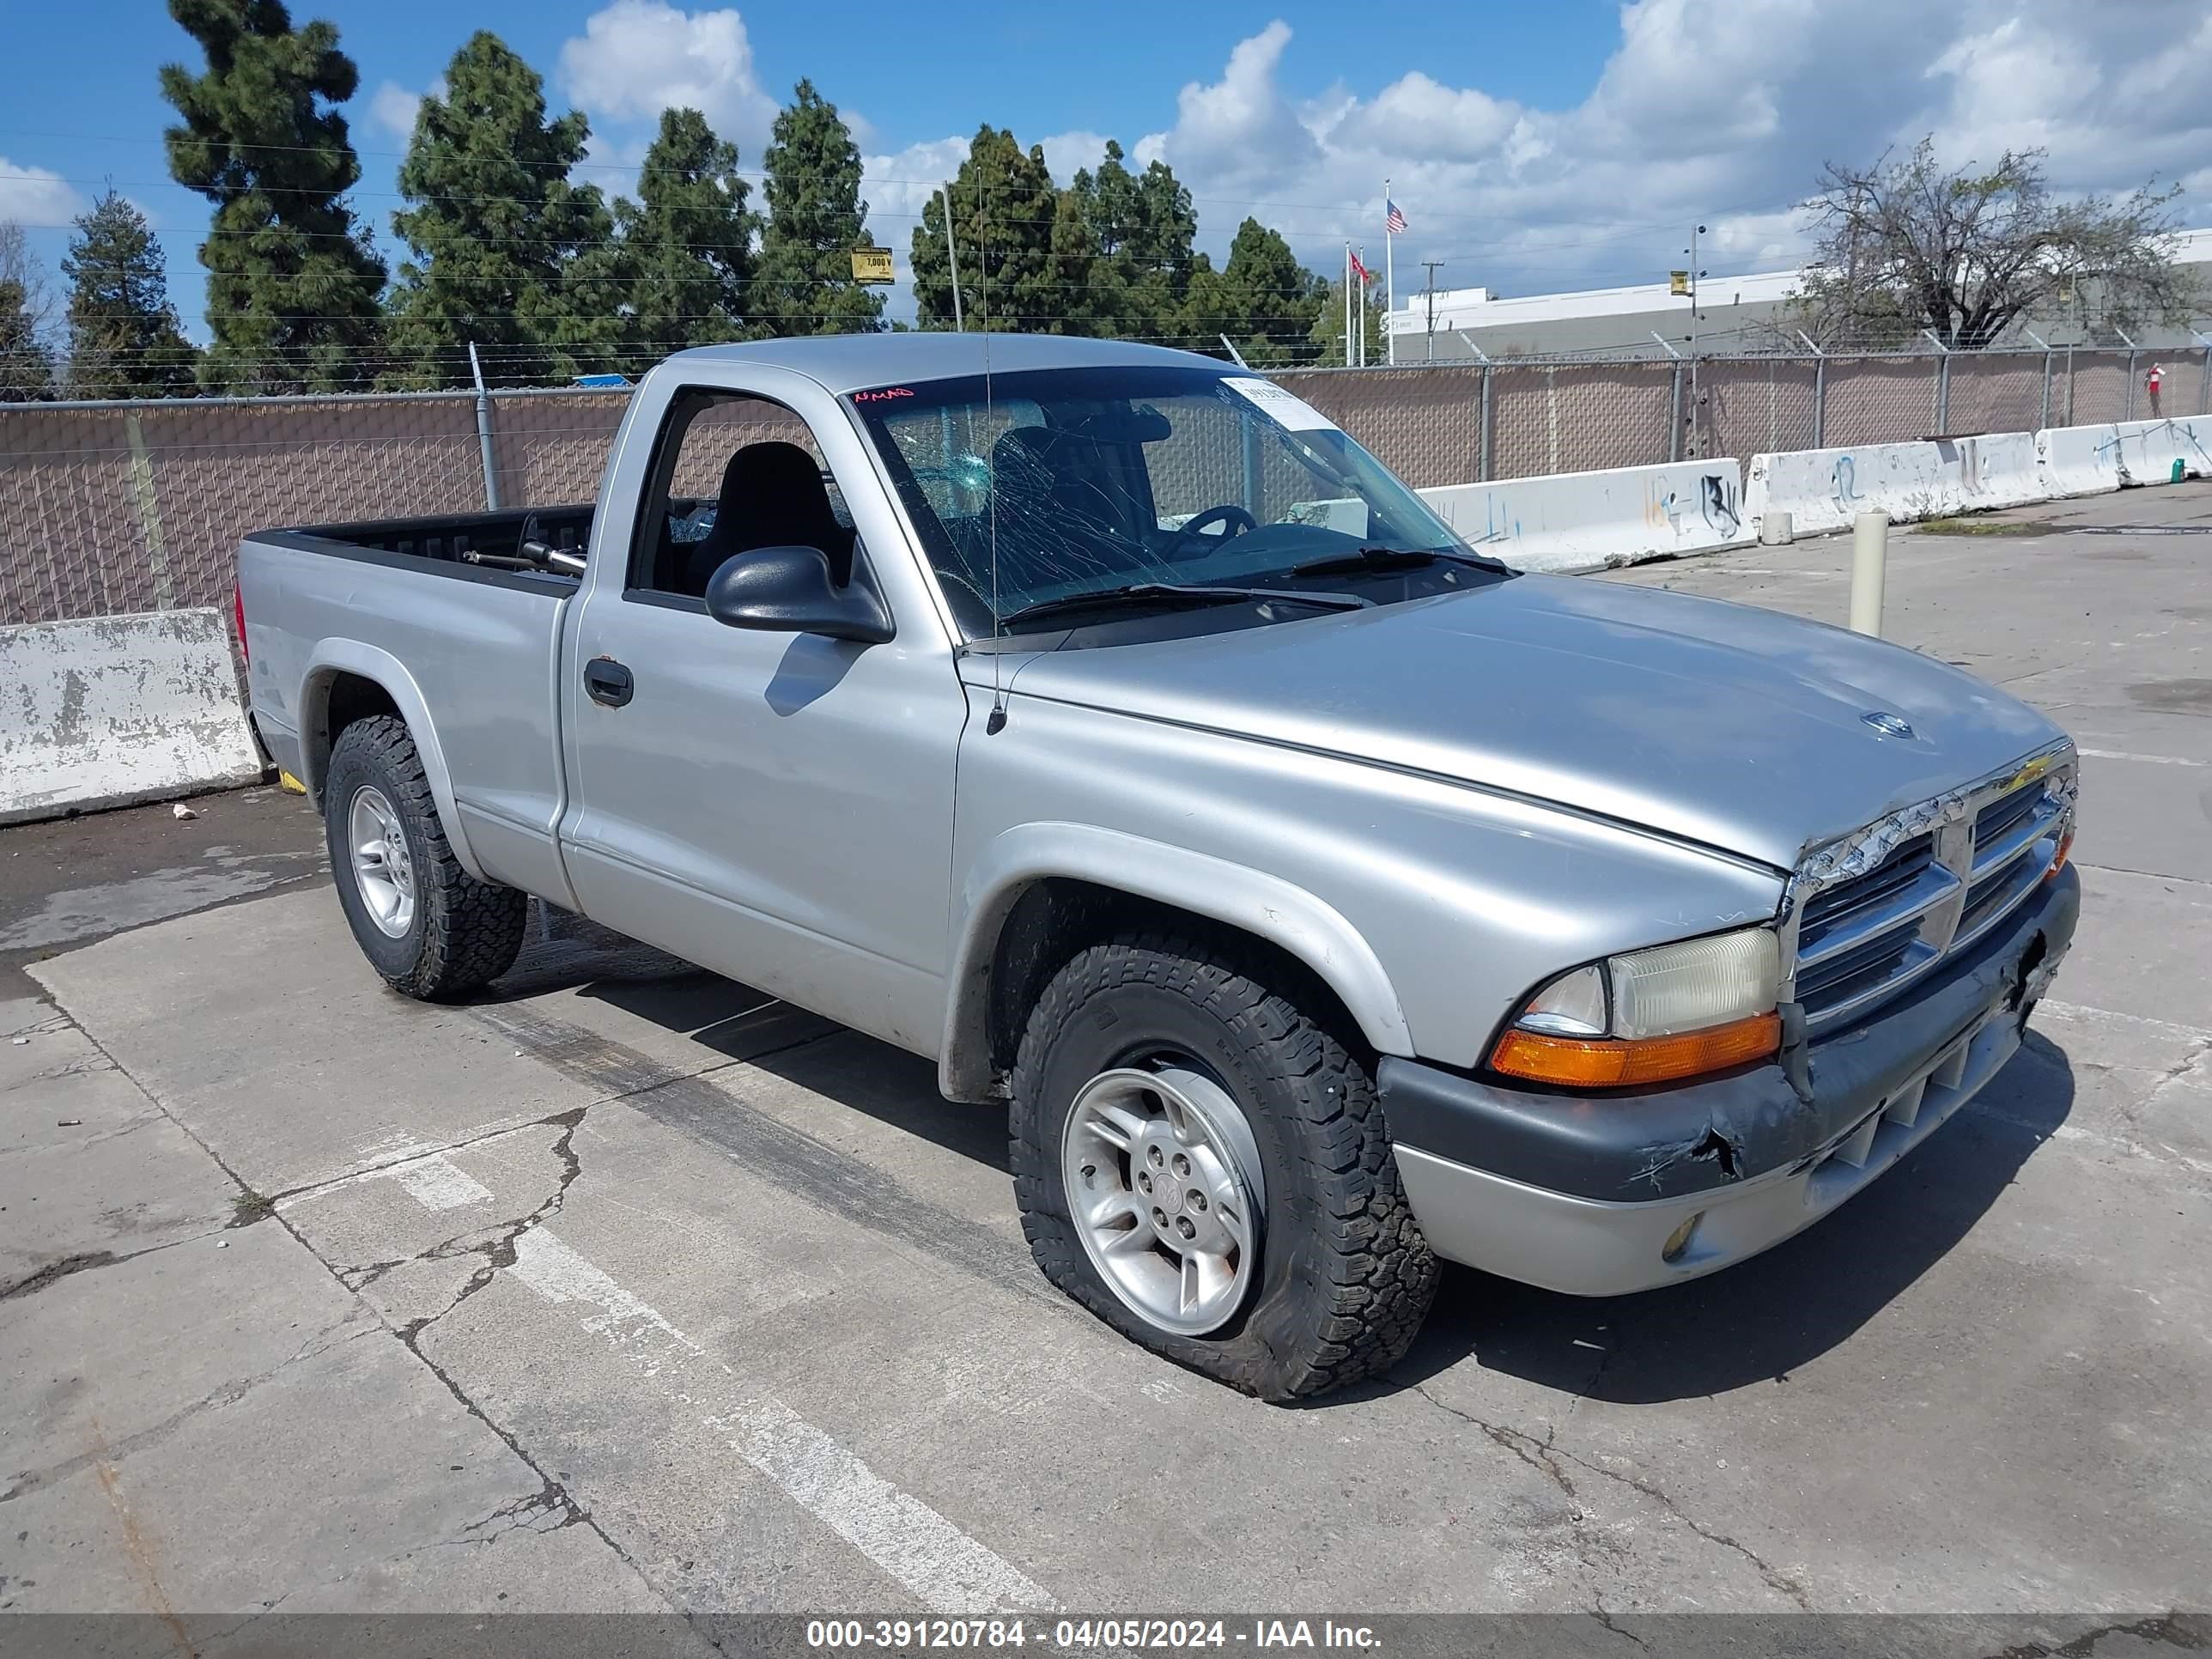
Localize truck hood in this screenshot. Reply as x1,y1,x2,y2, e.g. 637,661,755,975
989,575,2065,871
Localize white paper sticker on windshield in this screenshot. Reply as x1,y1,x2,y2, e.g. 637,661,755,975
1223,377,1339,432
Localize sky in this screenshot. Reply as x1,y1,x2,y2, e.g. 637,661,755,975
3,0,2210,341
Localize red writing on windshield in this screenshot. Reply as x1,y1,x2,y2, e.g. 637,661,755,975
853,386,915,403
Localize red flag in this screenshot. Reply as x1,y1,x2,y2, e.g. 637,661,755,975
1348,249,1372,285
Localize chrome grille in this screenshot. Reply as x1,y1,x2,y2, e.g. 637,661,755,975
1783,745,2075,1033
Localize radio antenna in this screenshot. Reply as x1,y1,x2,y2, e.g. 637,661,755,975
982,166,1006,734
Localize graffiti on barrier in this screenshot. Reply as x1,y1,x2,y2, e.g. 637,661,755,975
1700,472,1741,535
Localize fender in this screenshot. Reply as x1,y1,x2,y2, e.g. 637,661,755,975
298,638,488,883
939,821,1415,1102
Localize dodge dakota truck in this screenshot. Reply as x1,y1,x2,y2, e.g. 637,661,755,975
237,334,2080,1400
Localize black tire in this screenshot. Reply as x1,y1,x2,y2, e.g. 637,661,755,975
324,714,528,1000
1009,929,1437,1401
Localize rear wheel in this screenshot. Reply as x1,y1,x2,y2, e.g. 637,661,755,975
324,715,528,1000
1009,930,1437,1401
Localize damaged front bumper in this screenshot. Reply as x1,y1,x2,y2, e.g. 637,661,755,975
1380,864,2080,1297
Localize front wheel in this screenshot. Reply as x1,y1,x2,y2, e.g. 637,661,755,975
324,715,528,1000
1009,931,1437,1400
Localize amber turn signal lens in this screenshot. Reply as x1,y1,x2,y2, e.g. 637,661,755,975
2046,825,2074,879
1491,1011,1782,1089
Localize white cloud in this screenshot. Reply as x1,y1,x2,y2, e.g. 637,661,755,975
1038,131,1112,189
368,78,441,144
578,131,653,201
860,136,970,305
0,159,85,227
1127,4,2212,313
558,0,780,160
1139,20,1320,192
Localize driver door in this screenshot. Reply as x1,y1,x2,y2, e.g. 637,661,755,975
558,379,965,1055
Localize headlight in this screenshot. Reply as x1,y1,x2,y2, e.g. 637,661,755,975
1490,927,1781,1089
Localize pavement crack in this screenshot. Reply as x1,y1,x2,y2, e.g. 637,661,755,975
0,1111,164,1161
1404,1379,1578,1498
1978,1612,2208,1659
263,1105,588,1212
0,1317,374,1504
0,1225,234,1303
1396,1376,1812,1609
0,1250,124,1301
459,1473,589,1541
391,1108,587,1342
198,1589,294,1647
1589,1606,1649,1649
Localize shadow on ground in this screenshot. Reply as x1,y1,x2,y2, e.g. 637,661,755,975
1389,1031,2076,1404
483,901,2077,1407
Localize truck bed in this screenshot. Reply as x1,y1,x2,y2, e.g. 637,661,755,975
251,503,597,583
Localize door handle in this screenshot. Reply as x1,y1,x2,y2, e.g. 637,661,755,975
583,656,634,708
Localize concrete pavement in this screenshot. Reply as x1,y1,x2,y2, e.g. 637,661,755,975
2,485,2207,1645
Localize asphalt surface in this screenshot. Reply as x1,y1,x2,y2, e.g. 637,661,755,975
2,483,2208,1646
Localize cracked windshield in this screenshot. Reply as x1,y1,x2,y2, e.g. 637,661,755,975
851,365,1497,637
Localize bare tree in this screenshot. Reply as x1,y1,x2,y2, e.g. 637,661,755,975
0,221,58,400
1796,138,2194,349
0,221,54,327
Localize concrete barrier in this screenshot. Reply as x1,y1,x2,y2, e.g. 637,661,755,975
2036,418,2212,497
1746,433,2050,538
0,607,263,826
2036,424,2121,497
1942,430,2045,511
1746,442,1946,538
1417,459,1750,574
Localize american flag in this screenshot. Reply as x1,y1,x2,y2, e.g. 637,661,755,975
1384,198,1407,235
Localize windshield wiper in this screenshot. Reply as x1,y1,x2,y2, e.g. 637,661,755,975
998,581,1370,631
1289,544,1510,578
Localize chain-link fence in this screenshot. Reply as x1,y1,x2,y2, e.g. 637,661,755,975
3,344,2207,625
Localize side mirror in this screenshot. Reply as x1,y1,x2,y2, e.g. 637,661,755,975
703,545,895,645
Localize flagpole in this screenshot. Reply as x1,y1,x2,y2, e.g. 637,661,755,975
1343,242,1352,368
1345,246,1362,367
1383,178,1396,367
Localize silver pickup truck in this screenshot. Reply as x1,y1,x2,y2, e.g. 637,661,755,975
238,334,2080,1400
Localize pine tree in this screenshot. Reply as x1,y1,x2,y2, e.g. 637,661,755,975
752,81,884,337
1069,141,1196,343
1306,275,1382,367
64,192,200,398
912,126,1064,332
1198,218,1322,366
617,107,758,356
386,32,618,387
160,0,386,392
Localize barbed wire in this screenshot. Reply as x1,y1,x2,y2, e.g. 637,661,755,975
5,335,2179,401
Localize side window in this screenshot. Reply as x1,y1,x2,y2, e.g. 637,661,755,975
628,390,859,601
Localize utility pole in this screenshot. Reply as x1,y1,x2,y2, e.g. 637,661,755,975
1681,223,1708,457
940,183,964,332
1342,243,1353,367
1421,260,1443,362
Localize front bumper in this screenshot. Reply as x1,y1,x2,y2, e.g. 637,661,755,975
1382,864,2079,1297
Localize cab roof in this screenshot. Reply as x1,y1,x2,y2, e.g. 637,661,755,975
659,332,1233,396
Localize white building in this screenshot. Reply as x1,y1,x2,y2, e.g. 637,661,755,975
1384,228,2212,362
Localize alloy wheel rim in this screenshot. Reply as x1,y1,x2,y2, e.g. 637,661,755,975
1061,1063,1266,1337
348,786,416,939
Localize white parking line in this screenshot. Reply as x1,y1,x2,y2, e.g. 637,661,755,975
2037,999,2212,1044
395,1157,496,1211
2078,748,2208,769
708,1395,1057,1617
422,1197,1054,1613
